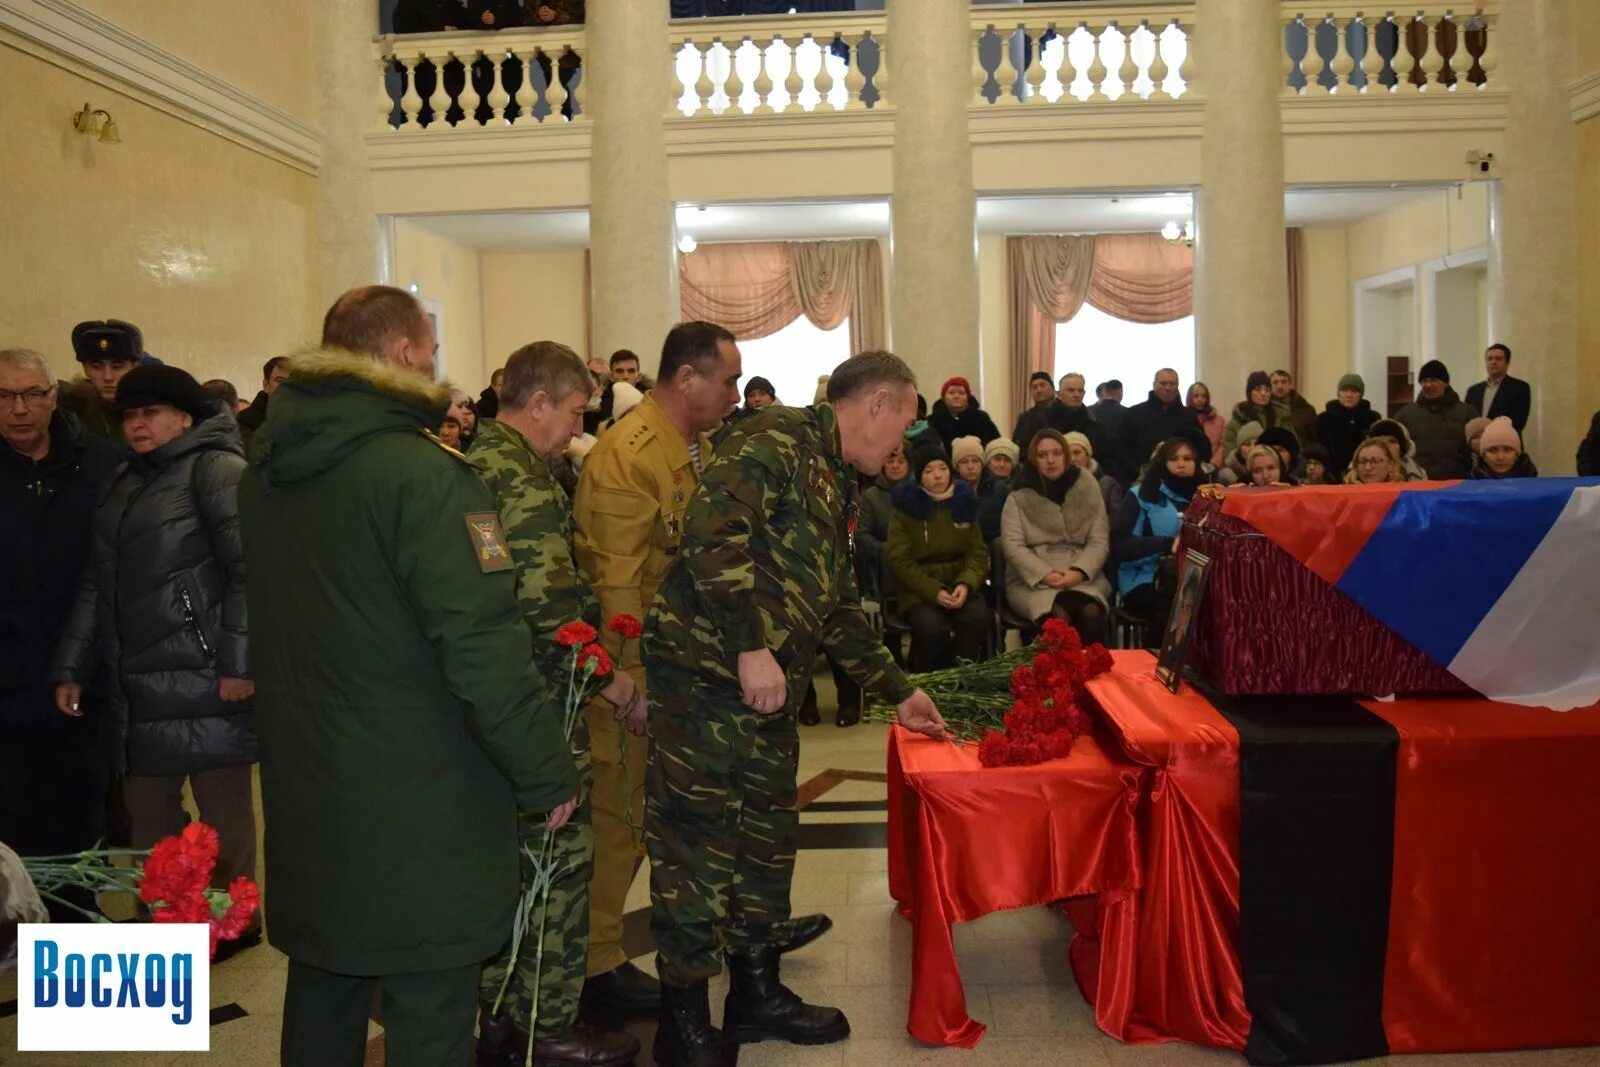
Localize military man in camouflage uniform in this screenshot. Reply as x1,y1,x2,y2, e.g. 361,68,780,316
469,341,642,1067
643,351,949,1066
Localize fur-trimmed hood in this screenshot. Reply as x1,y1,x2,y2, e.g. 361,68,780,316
891,477,978,523
249,347,453,486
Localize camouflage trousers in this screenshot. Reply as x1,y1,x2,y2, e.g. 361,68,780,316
644,661,800,987
479,741,593,1038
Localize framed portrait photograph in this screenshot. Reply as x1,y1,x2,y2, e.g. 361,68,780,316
1155,548,1213,693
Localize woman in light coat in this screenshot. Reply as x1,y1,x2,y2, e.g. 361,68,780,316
1001,429,1111,645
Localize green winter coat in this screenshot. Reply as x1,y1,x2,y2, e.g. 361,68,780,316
886,480,989,613
238,351,578,976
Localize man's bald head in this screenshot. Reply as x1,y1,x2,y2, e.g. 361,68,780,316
321,286,437,375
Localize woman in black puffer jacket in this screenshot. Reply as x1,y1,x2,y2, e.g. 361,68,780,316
52,366,258,906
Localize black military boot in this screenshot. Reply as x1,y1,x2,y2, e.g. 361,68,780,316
721,947,850,1046
773,913,833,956
474,1007,519,1067
653,981,737,1067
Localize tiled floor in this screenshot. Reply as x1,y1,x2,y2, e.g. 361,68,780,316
5,697,1600,1066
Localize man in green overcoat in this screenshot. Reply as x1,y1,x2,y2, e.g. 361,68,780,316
239,287,579,1066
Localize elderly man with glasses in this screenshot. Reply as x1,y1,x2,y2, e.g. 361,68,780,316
0,347,121,910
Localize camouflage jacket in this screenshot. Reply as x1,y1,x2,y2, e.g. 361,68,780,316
468,418,599,677
645,403,914,706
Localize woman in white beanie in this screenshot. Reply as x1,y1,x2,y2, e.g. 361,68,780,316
978,438,1019,543
1063,430,1125,529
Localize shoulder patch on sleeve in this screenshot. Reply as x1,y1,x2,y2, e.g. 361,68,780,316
464,512,515,573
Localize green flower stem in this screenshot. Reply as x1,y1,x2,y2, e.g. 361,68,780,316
36,890,111,923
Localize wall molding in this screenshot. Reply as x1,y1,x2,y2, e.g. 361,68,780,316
1572,70,1600,124
0,0,320,173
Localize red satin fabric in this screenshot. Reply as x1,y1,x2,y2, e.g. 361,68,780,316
1074,651,1250,1049
886,724,1144,1047
1185,495,1469,697
1363,697,1600,1053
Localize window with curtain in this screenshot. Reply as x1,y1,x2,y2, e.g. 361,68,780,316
736,316,852,408
1052,305,1196,399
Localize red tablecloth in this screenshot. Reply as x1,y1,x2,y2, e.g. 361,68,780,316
1075,650,1600,1056
886,724,1144,1047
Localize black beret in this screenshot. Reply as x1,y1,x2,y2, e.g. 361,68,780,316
72,319,143,364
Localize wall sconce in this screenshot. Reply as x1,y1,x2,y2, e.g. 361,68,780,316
73,103,121,144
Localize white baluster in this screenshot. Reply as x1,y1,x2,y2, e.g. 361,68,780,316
973,26,994,105
377,50,398,130
486,48,511,124
1110,22,1135,100
1086,25,1108,102
728,37,751,112
694,42,715,114
1476,17,1497,89
815,35,837,109
782,35,804,108
1024,27,1047,103
1393,16,1419,92
514,50,535,120
1000,26,1025,106
1328,14,1354,94
843,32,865,109
1438,14,1459,91
399,50,423,129
1417,15,1443,91
1282,17,1299,96
429,52,454,124
753,37,776,113
1144,21,1168,100
1303,17,1329,95
868,31,887,106
1359,16,1383,93
545,48,569,119
1058,26,1079,100
457,49,481,120
1179,23,1197,98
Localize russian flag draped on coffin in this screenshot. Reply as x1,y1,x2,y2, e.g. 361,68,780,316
1217,478,1600,710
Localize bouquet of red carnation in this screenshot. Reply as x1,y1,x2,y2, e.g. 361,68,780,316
18,821,260,960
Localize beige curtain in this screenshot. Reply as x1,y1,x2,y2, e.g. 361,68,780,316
1088,233,1194,324
677,239,885,351
1007,233,1194,415
787,239,885,354
678,241,798,340
1007,235,1096,415
1286,227,1304,384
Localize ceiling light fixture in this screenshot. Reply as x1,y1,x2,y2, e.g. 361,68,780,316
1162,220,1194,247
677,234,698,255
73,103,120,144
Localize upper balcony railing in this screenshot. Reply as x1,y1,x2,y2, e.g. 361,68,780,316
371,1,1499,133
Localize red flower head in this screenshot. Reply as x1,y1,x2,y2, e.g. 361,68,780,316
556,621,599,647
140,823,219,905
1084,643,1114,677
577,643,612,676
978,730,1013,768
216,877,262,943
1040,618,1083,656
1010,665,1043,700
607,614,644,640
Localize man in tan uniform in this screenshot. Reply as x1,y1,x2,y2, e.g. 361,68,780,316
574,322,836,1013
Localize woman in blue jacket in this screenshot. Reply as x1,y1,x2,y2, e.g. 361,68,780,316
1112,436,1203,619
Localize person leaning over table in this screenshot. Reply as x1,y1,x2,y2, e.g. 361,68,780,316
641,351,947,1066
1002,428,1112,646
888,438,991,673
1368,418,1429,481
1245,444,1289,487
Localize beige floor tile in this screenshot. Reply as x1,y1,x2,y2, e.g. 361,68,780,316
789,869,852,908
955,937,1076,986
799,811,888,825
166,1011,284,1066
739,1038,849,1065
1098,1034,1251,1067
984,982,1101,1037
846,871,893,906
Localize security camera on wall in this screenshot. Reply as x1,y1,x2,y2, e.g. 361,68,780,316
1466,150,1496,177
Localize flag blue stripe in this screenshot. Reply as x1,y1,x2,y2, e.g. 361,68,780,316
1334,480,1575,667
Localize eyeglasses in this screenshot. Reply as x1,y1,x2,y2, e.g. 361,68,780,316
1,386,56,407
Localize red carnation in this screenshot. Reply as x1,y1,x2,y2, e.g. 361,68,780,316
607,614,644,640
978,730,1012,768
577,643,612,677
1009,665,1043,700
556,621,598,647
1084,643,1113,677
216,877,261,942
140,823,218,905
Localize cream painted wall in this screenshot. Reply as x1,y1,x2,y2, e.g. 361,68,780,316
481,251,591,370
392,219,486,391
1578,117,1600,433
1346,182,1490,284
1297,226,1351,407
976,234,1011,433
73,0,315,122
0,40,318,393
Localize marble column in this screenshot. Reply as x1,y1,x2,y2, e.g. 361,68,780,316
887,0,980,396
1492,0,1580,470
1194,0,1289,403
314,0,382,308
587,0,677,364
